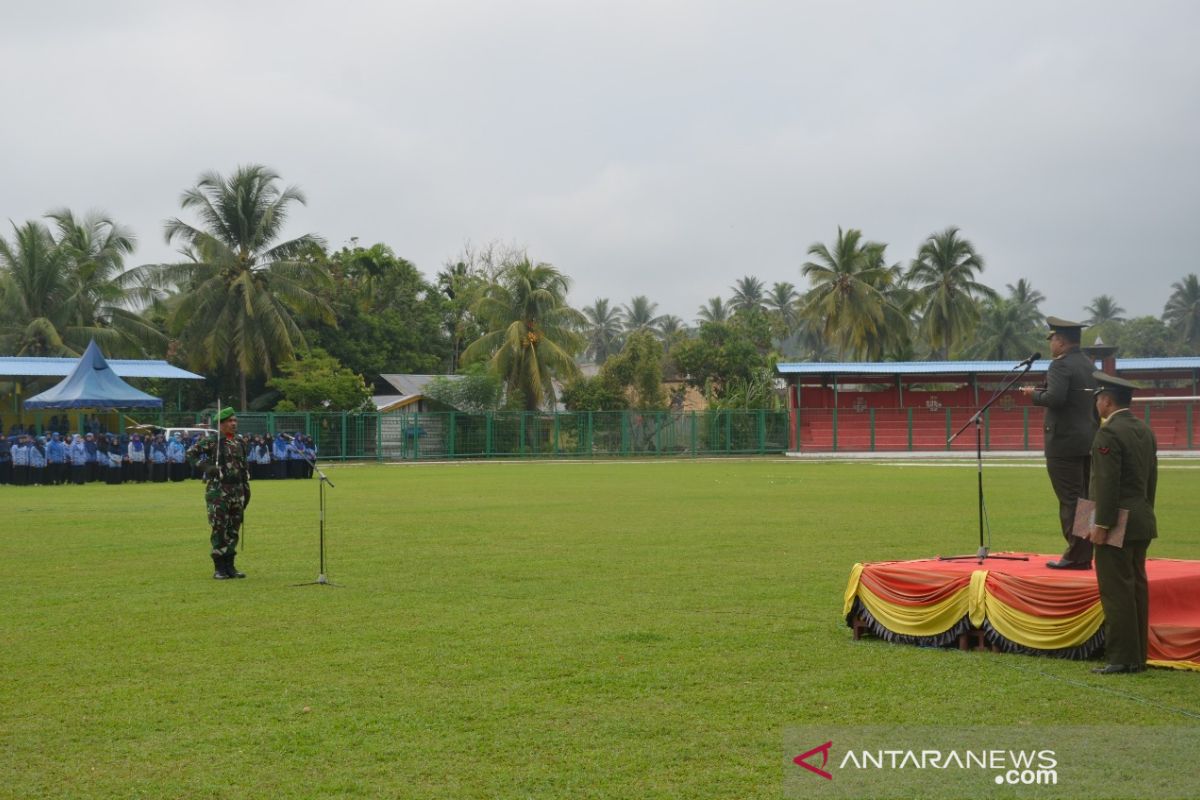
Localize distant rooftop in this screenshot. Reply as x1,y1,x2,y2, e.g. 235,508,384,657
777,357,1200,378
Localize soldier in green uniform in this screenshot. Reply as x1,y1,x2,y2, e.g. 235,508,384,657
1020,316,1099,569
186,407,251,580
1087,373,1158,674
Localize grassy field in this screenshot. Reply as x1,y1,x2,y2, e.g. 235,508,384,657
3,458,1199,798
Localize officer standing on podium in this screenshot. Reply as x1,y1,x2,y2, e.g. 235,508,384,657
1020,316,1099,569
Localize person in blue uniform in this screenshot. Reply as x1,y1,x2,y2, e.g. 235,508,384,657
272,433,289,479
126,433,146,483
104,435,124,484
11,434,30,486
299,435,316,478
167,432,187,482
46,432,67,485
28,436,47,485
69,434,88,484
149,434,168,482
84,433,99,482
0,436,11,486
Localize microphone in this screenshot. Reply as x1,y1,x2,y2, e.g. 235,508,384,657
1018,351,1041,368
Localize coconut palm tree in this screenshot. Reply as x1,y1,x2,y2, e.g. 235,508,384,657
764,281,800,337
696,296,729,324
136,165,334,409
622,295,664,334
436,259,486,373
1084,294,1127,326
729,275,766,313
0,212,159,358
461,258,586,411
48,209,163,356
658,314,685,339
966,297,1043,360
0,220,73,356
1006,278,1045,313
1164,274,1200,352
801,227,905,360
906,226,996,359
581,297,625,364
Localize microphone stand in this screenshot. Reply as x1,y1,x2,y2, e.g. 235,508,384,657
295,445,341,587
939,358,1036,563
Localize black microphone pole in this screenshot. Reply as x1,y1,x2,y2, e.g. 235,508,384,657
940,354,1039,563
295,442,340,587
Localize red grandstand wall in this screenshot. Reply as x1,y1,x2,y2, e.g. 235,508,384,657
790,383,1197,452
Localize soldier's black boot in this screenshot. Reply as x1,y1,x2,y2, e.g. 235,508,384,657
212,554,230,580
224,553,246,579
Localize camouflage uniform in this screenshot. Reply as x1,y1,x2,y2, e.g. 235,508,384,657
186,434,250,558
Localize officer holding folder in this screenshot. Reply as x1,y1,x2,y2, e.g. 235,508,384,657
1086,372,1158,675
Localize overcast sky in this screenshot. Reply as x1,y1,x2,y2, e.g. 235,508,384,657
3,1,1197,325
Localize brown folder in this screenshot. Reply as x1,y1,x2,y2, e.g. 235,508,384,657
1071,498,1127,548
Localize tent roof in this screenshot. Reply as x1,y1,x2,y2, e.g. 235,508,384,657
23,340,164,409
0,355,202,380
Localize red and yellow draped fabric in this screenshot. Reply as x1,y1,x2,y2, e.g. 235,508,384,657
844,556,1200,671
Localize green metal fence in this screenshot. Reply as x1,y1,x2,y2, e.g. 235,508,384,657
388,410,790,459
52,409,788,461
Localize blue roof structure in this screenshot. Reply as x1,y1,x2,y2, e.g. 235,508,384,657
0,355,202,380
22,341,164,410
777,357,1200,378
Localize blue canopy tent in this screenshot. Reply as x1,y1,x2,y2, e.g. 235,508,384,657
23,340,163,410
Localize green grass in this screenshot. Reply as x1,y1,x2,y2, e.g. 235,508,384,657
3,459,1199,798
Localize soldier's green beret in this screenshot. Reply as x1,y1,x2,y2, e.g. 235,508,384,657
216,407,237,422
1092,371,1140,404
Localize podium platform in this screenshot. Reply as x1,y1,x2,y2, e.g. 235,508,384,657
843,554,1200,671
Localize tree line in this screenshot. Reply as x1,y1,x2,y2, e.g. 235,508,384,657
2,165,1199,413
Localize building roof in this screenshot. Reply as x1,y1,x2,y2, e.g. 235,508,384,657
777,357,1200,378
373,373,467,412
376,374,447,396
0,355,203,380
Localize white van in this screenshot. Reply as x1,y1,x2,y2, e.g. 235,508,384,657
164,427,216,442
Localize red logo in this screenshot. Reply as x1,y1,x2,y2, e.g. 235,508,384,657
793,740,834,780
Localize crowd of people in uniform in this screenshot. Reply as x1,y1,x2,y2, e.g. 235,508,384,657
0,429,318,486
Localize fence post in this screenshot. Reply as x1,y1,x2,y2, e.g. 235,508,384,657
376,413,383,462
984,408,990,450
869,408,875,452
1188,404,1194,450
448,411,457,458
1023,406,1029,450
832,407,838,453
485,412,493,457
340,412,347,460
906,408,913,451
690,411,697,457
553,413,561,455
758,410,766,453
945,408,952,451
